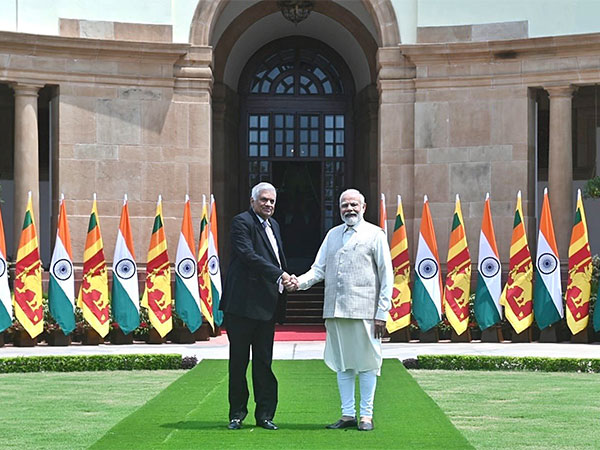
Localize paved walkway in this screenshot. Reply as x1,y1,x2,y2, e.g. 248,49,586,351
2,335,599,360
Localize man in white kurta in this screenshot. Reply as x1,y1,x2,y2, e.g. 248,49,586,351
294,189,392,431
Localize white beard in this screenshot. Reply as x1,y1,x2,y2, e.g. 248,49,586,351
341,212,362,226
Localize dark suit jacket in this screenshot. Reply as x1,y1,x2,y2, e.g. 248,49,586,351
221,209,287,322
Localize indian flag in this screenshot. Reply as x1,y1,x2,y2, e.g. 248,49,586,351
379,193,387,235
443,194,471,336
112,195,140,335
0,203,12,333
533,188,563,330
197,195,214,331
77,194,110,337
13,191,44,338
565,190,592,335
48,194,76,335
386,195,412,333
500,191,533,334
141,195,173,338
175,195,202,333
209,194,223,327
474,193,502,330
413,195,442,332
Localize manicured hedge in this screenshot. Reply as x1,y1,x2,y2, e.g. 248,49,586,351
414,354,600,373
0,354,188,373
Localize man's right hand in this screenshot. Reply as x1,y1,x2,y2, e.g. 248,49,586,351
282,273,299,292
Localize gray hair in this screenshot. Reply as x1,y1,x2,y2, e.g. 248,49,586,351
339,188,365,205
251,182,277,201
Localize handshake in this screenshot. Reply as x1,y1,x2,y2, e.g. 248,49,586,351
281,272,299,292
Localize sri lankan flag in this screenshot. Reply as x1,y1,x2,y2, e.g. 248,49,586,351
209,194,223,327
500,191,533,334
111,195,140,335
0,203,12,333
443,194,471,336
474,193,502,330
13,192,44,338
413,195,442,332
48,194,76,335
197,196,214,331
77,194,110,337
565,189,591,335
386,195,411,333
141,195,173,338
175,195,202,333
533,188,563,330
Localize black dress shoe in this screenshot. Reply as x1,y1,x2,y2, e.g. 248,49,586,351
256,419,278,430
227,419,242,430
325,418,358,429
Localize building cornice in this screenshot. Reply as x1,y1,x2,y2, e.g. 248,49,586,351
400,31,600,64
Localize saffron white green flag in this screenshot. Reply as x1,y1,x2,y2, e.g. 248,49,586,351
474,193,502,330
209,194,223,327
412,195,442,332
112,195,140,335
0,204,12,333
175,195,203,333
48,194,76,334
533,188,563,330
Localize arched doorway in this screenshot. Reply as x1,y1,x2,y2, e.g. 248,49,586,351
238,37,355,274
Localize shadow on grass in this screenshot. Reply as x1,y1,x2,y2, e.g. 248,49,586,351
160,421,327,431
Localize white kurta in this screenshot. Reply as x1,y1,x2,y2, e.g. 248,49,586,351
324,318,382,374
297,219,392,375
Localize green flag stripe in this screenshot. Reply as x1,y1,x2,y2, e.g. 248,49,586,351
412,275,440,332
111,277,140,335
394,214,404,231
533,268,561,330
22,210,33,229
210,279,223,327
574,209,582,225
48,276,76,335
474,273,501,330
513,210,522,227
175,276,202,333
88,212,98,232
451,213,460,230
0,302,11,333
152,215,163,233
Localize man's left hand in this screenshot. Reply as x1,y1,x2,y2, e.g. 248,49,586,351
374,320,386,339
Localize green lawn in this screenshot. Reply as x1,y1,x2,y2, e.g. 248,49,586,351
411,369,600,450
2,362,600,449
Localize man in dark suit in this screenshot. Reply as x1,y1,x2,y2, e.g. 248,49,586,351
220,182,291,431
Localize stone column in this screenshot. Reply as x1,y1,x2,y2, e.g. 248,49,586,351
377,47,416,245
12,83,42,246
546,85,575,260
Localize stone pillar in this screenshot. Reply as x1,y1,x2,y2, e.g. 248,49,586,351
546,85,575,260
12,83,42,246
377,47,416,245
174,46,214,204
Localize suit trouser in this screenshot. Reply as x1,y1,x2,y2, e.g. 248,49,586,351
225,312,277,422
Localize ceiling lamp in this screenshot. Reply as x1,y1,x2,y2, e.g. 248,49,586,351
277,0,314,25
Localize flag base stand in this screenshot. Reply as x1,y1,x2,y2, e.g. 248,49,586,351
210,326,222,337
451,329,471,342
111,328,134,345
13,329,36,347
82,328,104,345
511,328,532,343
538,325,558,343
194,323,211,341
147,328,166,344
419,328,439,343
389,328,411,342
170,326,195,344
481,325,503,342
48,329,71,346
0,331,4,347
